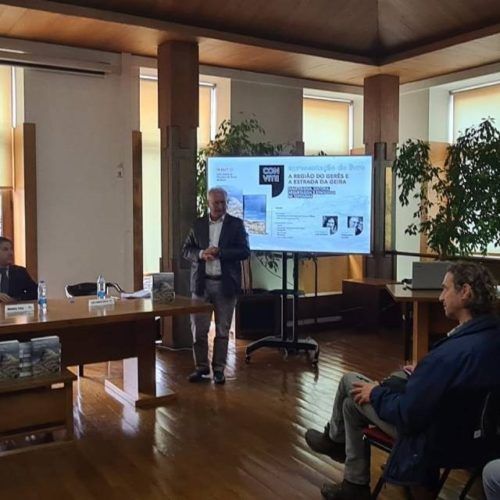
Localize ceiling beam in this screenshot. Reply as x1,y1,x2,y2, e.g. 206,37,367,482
0,0,375,65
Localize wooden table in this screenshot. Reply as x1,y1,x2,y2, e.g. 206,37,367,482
342,278,398,327
0,296,211,408
385,284,454,363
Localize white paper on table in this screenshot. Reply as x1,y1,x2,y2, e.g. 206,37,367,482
120,289,151,299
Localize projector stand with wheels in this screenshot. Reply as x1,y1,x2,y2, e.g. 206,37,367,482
245,252,319,366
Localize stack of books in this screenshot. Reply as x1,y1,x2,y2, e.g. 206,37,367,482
0,340,19,379
0,336,61,379
19,342,32,378
152,272,175,303
31,336,61,377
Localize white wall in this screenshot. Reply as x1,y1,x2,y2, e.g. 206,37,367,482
352,95,364,150
396,89,430,280
23,58,139,297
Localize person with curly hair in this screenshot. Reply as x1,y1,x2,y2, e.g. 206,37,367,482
305,262,500,499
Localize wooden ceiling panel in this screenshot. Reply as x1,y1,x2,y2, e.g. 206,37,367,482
199,39,379,85
0,2,499,87
0,7,188,57
379,0,500,53
383,33,500,84
49,0,381,55
0,5,28,32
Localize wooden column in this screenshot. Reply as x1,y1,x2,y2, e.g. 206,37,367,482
363,74,399,279
158,41,199,347
132,130,143,291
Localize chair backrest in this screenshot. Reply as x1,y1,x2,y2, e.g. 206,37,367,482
479,388,500,448
65,282,124,298
430,386,500,469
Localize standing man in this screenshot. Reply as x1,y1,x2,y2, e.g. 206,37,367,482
0,236,37,303
305,262,500,499
182,187,250,385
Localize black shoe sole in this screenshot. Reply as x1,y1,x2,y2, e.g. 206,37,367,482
305,431,346,463
188,372,211,383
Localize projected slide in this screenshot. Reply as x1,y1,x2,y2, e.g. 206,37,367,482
207,156,372,254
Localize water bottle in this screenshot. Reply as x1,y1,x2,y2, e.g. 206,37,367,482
38,280,47,312
96,274,106,299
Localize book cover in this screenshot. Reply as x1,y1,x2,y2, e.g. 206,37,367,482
0,340,19,379
19,341,32,378
31,336,61,377
152,272,175,303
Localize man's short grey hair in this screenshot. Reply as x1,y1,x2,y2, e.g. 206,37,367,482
208,187,228,200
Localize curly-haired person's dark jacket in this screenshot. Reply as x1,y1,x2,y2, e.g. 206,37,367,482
370,314,500,487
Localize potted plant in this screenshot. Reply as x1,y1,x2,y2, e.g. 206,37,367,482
196,118,288,276
392,118,500,257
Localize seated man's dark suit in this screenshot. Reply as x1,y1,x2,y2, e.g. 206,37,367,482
5,265,37,301
371,314,500,487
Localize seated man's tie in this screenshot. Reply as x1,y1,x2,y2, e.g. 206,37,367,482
0,268,9,294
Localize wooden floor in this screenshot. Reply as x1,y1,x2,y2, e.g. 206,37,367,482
0,326,485,499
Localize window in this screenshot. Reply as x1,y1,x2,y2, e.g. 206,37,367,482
0,66,14,237
451,82,500,255
303,96,351,155
452,83,500,142
199,83,216,148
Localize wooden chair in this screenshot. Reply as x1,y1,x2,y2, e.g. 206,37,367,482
64,282,124,299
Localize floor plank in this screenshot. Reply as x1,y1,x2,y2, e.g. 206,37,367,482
0,326,485,499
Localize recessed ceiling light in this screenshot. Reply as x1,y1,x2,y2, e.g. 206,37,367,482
0,48,27,54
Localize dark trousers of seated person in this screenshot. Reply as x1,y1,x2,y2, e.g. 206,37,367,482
190,279,236,373
329,372,398,485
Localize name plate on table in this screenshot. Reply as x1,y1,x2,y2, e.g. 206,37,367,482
5,303,35,315
88,298,115,308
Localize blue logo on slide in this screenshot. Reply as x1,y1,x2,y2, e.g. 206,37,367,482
259,165,284,197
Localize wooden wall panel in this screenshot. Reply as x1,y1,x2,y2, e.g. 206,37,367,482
132,130,143,291
1,189,13,240
299,256,349,294
13,123,37,280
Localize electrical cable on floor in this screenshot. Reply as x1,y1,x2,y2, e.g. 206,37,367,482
155,342,192,352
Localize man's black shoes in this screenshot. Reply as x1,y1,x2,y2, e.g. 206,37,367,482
305,423,346,463
213,371,225,385
321,480,370,500
188,369,225,384
188,368,210,383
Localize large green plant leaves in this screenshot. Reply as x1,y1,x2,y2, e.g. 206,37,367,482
196,118,285,216
393,119,500,257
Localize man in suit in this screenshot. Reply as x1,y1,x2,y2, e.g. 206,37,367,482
182,187,250,385
0,236,37,302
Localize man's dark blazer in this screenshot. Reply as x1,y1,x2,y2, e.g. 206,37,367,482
182,214,250,297
6,265,37,301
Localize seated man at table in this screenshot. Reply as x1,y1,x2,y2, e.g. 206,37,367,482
0,237,37,303
305,261,500,499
